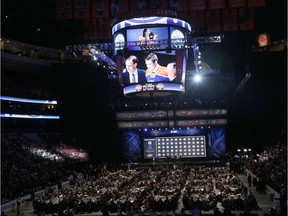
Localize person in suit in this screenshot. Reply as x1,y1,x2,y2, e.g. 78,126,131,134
166,62,178,81
144,53,169,82
122,55,147,86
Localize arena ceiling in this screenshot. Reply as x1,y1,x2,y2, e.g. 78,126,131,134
1,0,287,49
1,0,286,152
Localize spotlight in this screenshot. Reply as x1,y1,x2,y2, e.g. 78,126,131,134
193,74,202,83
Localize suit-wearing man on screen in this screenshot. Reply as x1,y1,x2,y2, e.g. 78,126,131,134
144,52,170,82
166,62,178,82
122,55,147,86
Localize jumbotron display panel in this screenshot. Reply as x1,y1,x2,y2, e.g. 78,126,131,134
112,16,191,97
119,126,226,162
119,51,187,97
143,136,206,159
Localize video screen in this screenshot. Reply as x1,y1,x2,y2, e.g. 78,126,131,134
170,26,186,49
143,136,206,159
126,27,169,51
118,50,187,97
114,30,126,52
120,127,227,162
112,16,191,97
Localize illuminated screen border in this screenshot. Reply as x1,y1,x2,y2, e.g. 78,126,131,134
123,82,185,97
112,16,191,35
0,96,57,104
1,113,60,119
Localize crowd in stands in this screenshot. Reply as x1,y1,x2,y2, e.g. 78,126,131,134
32,166,260,215
241,142,287,195
1,129,287,215
227,130,287,215
182,167,259,214
1,130,90,204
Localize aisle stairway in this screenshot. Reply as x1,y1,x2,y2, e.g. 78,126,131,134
236,174,279,215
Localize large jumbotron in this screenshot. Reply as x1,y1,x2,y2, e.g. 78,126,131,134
105,11,226,162
64,9,227,163
108,12,226,162
112,16,190,97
